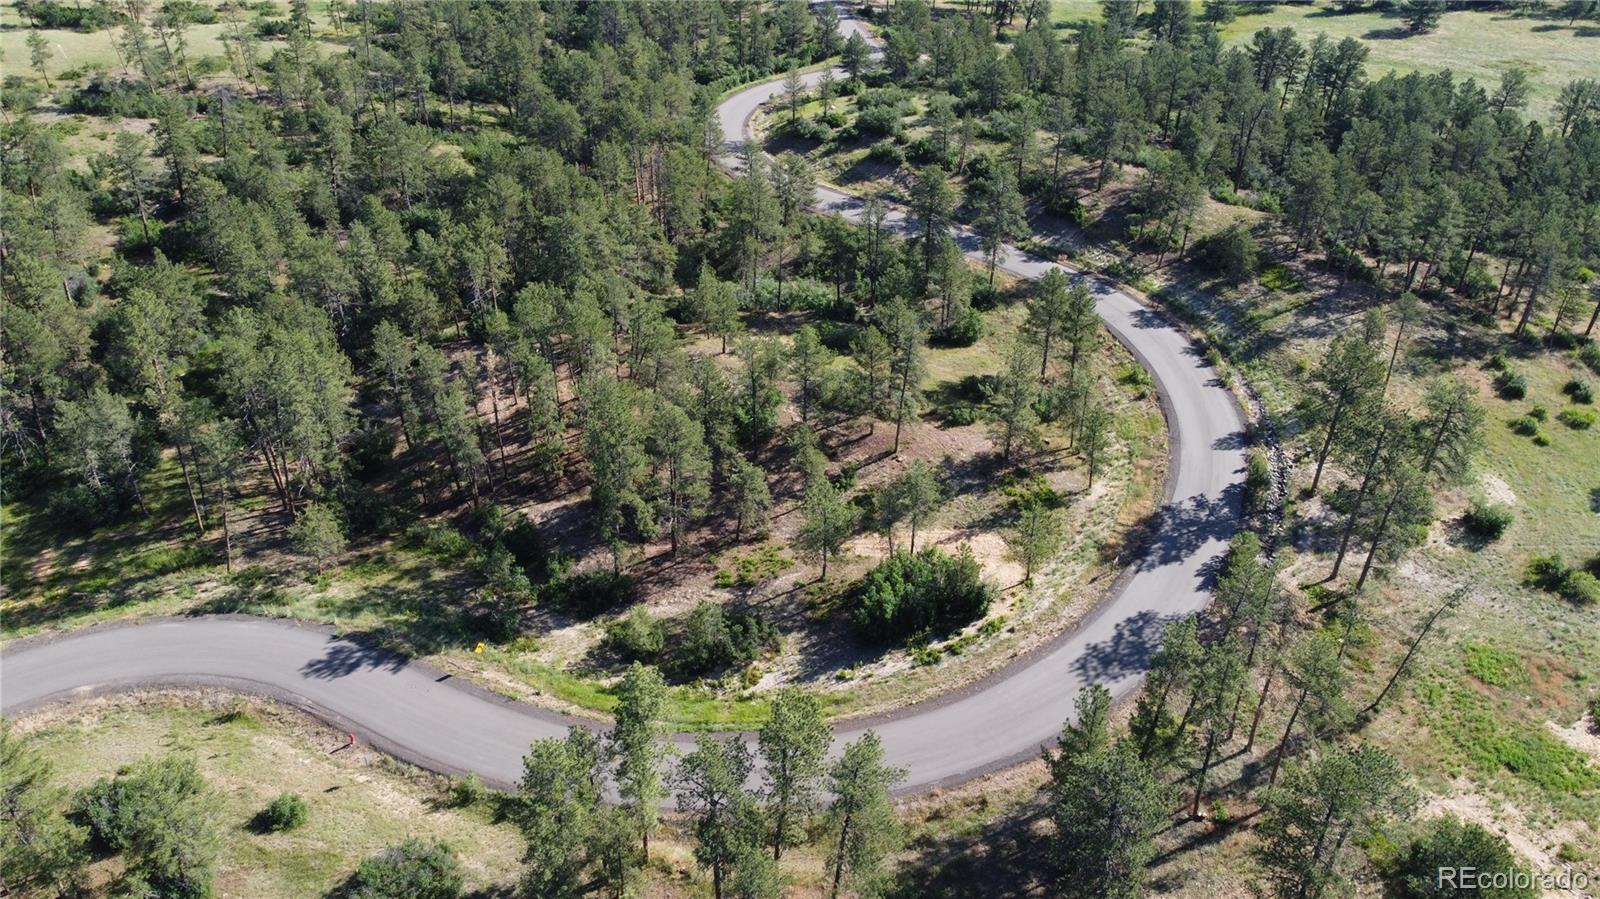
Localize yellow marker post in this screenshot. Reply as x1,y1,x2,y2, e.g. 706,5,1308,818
474,642,485,654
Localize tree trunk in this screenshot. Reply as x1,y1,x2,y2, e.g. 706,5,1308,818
1266,685,1309,788
1364,592,1459,717
830,812,852,898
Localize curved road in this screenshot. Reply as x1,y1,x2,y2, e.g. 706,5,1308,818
0,7,1245,793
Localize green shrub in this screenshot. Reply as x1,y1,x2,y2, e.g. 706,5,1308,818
1463,643,1525,688
1528,405,1548,421
1564,378,1594,404
866,139,905,164
1461,497,1512,540
1579,342,1600,374
1559,570,1600,605
1191,225,1259,284
346,839,463,899
1557,407,1596,430
259,792,308,832
1486,352,1510,372
72,755,216,898
1389,816,1536,898
1244,449,1273,514
850,547,994,643
1496,369,1527,399
543,570,637,618
936,306,984,347
448,773,484,808
1508,416,1539,436
499,515,552,581
674,603,779,677
605,607,666,662
1524,554,1569,591
941,400,981,426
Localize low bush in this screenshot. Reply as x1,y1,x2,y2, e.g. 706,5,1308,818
543,570,637,618
1508,416,1539,437
1496,369,1527,399
866,139,905,165
1564,378,1594,403
1244,449,1273,514
16,0,122,30
1557,407,1596,430
259,792,308,832
1524,554,1569,591
1528,405,1548,421
674,603,779,677
605,606,665,662
1560,570,1600,605
850,547,994,643
1191,225,1259,284
1579,342,1600,374
448,773,484,808
345,839,463,899
935,306,984,347
1461,497,1512,540
1388,816,1536,899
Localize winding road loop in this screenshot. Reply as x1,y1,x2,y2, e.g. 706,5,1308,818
0,7,1245,794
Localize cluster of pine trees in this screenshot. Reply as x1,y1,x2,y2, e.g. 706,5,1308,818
0,1,878,572
861,0,1599,335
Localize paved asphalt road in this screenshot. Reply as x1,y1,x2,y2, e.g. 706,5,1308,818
0,6,1245,793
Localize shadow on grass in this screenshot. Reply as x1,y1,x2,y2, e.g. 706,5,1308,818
887,798,1055,899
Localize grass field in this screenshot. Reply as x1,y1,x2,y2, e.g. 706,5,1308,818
14,695,524,899
1043,1,1596,121
0,1,346,79
1218,4,1596,121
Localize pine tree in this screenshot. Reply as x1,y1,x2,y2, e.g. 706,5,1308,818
675,737,763,899
289,502,346,573
876,297,927,454
1005,499,1065,586
883,461,942,553
609,664,669,860
1258,745,1416,899
788,325,833,423
974,167,1028,285
0,722,87,898
518,729,609,899
647,402,712,555
798,474,859,579
758,689,831,861
1266,631,1351,788
987,340,1042,463
729,455,773,540
1046,689,1170,899
851,325,894,428
825,732,905,899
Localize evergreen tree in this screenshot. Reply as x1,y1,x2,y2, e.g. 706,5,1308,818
675,737,763,899
607,664,669,861
987,340,1043,462
647,402,712,555
798,473,859,579
0,722,87,898
758,689,832,861
1047,691,1170,899
1005,499,1065,586
517,729,609,899
1258,745,1416,899
825,732,906,899
876,297,928,454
